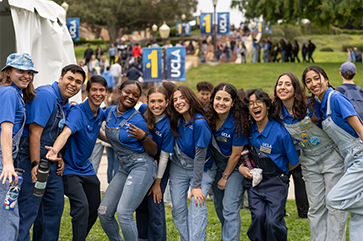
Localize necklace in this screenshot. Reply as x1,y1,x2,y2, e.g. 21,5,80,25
117,106,124,115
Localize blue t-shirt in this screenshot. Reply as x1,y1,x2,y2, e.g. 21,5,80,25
63,99,105,175
126,68,141,80
0,84,24,136
213,112,248,156
105,106,152,153
320,87,361,138
177,114,213,167
249,119,300,174
22,81,70,137
152,115,174,154
281,98,323,129
102,70,114,88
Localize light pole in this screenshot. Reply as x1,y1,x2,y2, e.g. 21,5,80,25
212,0,218,62
181,14,186,44
159,21,170,81
152,24,158,42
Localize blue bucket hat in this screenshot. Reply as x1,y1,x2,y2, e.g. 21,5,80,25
1,53,38,73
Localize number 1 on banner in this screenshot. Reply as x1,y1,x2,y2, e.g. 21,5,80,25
147,50,158,78
178,24,182,34
257,22,262,33
203,14,211,33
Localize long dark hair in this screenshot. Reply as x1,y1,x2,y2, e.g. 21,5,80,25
272,72,308,122
302,66,334,124
245,88,275,122
0,67,36,103
206,83,249,136
168,85,208,137
144,86,169,133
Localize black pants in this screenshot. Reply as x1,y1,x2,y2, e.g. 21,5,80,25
63,174,100,241
289,164,309,218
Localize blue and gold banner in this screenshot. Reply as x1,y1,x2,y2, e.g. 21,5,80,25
176,23,183,35
166,47,186,81
255,21,263,33
67,18,80,41
175,23,191,36
142,47,162,82
217,12,230,35
200,13,213,35
194,16,200,28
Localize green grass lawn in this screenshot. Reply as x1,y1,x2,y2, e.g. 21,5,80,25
60,198,327,241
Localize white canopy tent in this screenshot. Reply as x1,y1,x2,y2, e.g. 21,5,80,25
0,0,81,102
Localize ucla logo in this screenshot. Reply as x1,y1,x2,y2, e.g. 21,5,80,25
155,130,162,137
262,142,272,149
171,49,181,78
221,132,230,138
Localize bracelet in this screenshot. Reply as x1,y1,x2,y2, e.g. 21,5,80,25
31,161,39,168
222,172,230,179
139,131,149,142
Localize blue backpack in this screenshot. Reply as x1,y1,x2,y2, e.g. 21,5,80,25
336,84,363,121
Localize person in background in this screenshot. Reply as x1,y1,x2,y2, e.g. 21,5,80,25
88,54,99,77
280,39,287,63
84,44,93,66
0,53,37,241
99,55,110,75
132,43,142,63
110,58,122,88
108,43,117,65
307,40,315,63
102,66,115,100
292,40,301,63
302,44,308,63
126,63,142,81
239,42,248,64
95,45,104,63
196,81,214,110
45,75,107,241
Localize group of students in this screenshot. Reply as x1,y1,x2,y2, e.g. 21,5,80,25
1,52,363,241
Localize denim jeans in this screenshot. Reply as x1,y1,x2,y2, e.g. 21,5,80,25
212,169,245,241
89,142,104,174
169,162,216,241
106,146,119,184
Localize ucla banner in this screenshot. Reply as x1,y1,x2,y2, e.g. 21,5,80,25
200,13,213,35
67,18,80,41
217,12,230,35
175,23,191,36
194,16,200,28
166,47,186,81
142,47,163,82
255,21,263,33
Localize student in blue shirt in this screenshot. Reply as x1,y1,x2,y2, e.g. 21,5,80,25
0,53,37,241
136,86,175,241
302,66,363,241
272,72,347,241
98,80,158,241
16,64,85,241
44,75,107,240
205,83,249,240
239,89,300,241
168,85,216,241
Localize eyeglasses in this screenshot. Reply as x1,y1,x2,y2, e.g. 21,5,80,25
248,100,264,109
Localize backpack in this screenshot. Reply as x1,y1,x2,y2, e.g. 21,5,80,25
337,84,363,121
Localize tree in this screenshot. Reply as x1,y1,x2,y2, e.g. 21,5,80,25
54,0,197,46
230,0,362,27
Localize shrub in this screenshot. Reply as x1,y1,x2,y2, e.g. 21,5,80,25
320,47,334,52
342,44,363,52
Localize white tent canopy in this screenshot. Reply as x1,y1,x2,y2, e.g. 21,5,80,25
1,0,81,102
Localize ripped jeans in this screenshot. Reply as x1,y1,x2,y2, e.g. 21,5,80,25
98,154,157,241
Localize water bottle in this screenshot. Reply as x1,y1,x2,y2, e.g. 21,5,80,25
33,159,49,197
3,168,24,211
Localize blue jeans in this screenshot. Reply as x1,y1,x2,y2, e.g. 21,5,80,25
169,162,216,241
212,169,245,241
106,146,119,184
98,155,157,241
89,142,104,174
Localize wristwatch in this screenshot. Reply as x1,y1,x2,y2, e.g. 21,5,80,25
139,131,149,143
31,161,39,168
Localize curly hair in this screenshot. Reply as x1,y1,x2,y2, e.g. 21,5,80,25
144,86,169,133
245,88,275,124
168,85,208,137
205,83,250,137
272,72,308,122
302,66,334,124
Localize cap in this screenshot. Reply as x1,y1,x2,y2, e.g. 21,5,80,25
1,53,38,73
340,62,356,74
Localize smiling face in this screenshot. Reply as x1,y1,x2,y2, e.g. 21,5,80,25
213,90,233,116
7,68,34,90
276,75,295,102
248,94,269,125
118,84,140,111
58,71,84,102
173,90,191,118
148,92,168,116
197,90,211,105
304,70,329,99
88,82,106,109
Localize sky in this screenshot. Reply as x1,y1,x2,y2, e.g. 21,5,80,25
194,0,246,27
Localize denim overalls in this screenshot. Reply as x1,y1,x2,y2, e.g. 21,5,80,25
243,144,289,241
169,132,216,241
210,136,246,241
98,107,156,241
0,87,25,241
323,91,363,241
17,85,65,241
283,115,347,241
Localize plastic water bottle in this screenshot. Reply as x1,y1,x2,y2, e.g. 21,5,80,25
3,168,24,211
33,159,49,197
